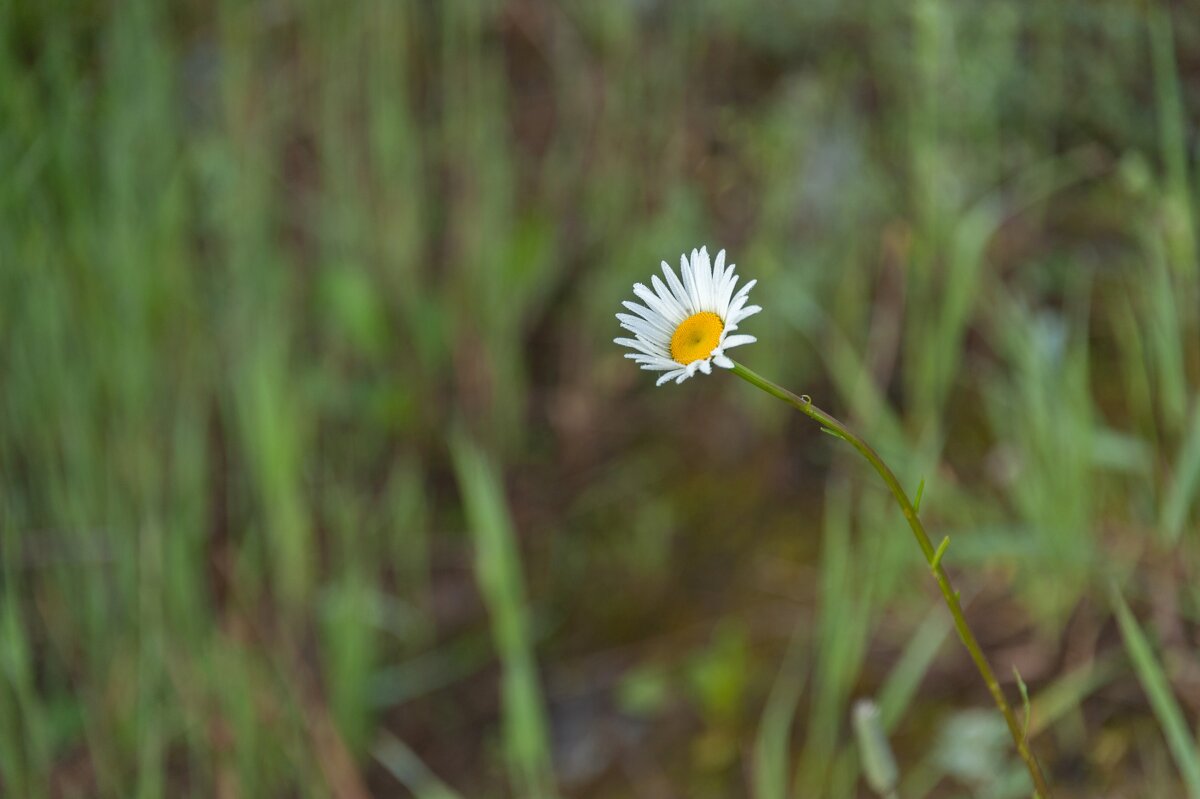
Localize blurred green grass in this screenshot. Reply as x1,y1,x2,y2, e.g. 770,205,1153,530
2,0,1200,796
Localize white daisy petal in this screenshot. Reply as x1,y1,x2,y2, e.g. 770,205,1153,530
661,262,691,309
630,283,675,324
619,315,673,344
699,247,716,311
616,309,665,329
712,353,735,369
715,253,736,317
732,278,757,304
709,258,722,313
725,292,755,319
617,315,670,343
718,273,738,316
691,248,707,311
633,282,684,326
722,266,738,302
659,368,690,386
726,303,762,329
697,358,712,374
693,251,708,310
705,255,724,307
614,337,662,357
621,300,667,327
721,333,757,350
622,332,668,351
680,253,701,310
650,274,686,320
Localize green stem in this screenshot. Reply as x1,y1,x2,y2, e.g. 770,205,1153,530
730,360,1051,798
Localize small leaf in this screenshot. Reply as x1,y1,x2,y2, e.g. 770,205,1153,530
930,536,951,571
820,426,845,441
1012,665,1031,742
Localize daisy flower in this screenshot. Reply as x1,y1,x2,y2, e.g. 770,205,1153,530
615,246,761,385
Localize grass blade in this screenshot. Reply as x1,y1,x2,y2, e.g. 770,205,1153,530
1162,402,1200,542
373,733,464,799
754,621,809,799
1110,585,1200,798
877,601,954,731
450,429,557,799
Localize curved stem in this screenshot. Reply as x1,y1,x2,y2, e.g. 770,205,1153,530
729,361,1051,798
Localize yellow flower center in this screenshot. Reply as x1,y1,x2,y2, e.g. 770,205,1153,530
670,311,724,364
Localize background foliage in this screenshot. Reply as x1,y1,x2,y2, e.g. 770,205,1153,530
3,1,1200,796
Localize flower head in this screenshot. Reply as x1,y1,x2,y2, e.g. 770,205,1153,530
615,247,760,385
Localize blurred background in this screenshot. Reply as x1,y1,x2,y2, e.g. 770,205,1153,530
3,1,1200,796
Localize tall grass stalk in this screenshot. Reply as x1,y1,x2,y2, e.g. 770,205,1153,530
450,430,557,799
373,732,465,799
796,478,875,796
729,361,1052,797
1110,585,1200,798
753,620,808,799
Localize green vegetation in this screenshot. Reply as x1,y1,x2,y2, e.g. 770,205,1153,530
2,0,1199,796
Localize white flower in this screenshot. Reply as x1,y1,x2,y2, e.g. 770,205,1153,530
615,246,761,385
